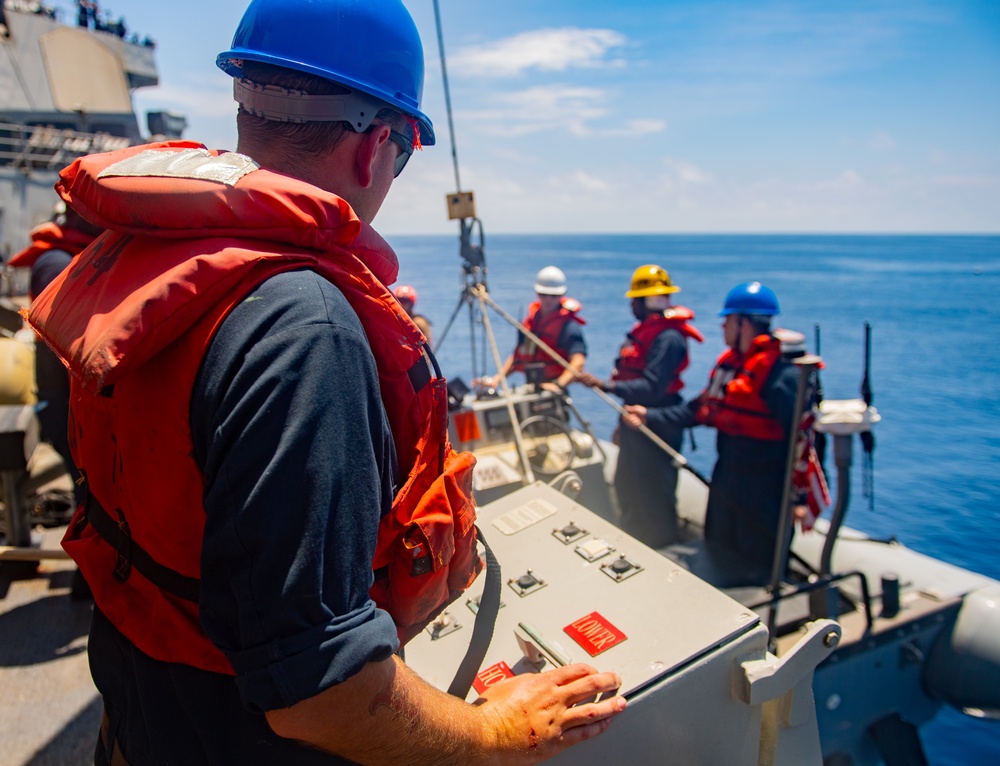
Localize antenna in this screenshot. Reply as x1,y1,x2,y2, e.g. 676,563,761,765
861,320,873,407
432,0,461,193
813,323,827,466
431,0,488,376
859,321,875,509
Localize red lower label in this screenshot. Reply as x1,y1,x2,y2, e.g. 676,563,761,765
473,661,515,694
563,612,627,656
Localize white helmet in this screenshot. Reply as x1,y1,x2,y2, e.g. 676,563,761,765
534,266,567,296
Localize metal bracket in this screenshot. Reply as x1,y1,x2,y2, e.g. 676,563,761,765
741,619,841,707
741,619,842,766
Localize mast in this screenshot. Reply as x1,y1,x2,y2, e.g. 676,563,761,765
430,0,486,376
433,0,461,194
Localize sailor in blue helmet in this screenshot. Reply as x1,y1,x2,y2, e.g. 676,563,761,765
38,2,624,764
622,282,808,585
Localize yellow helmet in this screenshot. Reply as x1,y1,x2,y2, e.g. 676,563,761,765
625,264,680,298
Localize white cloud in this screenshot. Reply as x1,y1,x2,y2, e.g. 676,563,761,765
809,170,864,191
463,86,608,136
381,154,1000,236
603,119,667,137
135,79,235,119
868,131,896,151
927,148,949,165
664,158,714,185
502,86,606,113
567,171,611,193
934,175,1000,188
458,87,665,140
451,28,628,77
133,78,238,149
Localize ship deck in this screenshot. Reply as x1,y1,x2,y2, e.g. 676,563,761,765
1,522,98,766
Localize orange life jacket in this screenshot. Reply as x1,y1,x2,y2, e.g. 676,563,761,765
27,142,481,673
612,308,704,394
8,222,97,296
694,334,786,441
511,297,585,380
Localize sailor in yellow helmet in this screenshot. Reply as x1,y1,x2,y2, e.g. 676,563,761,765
579,265,703,547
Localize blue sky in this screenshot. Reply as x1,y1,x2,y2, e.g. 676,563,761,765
56,0,1000,234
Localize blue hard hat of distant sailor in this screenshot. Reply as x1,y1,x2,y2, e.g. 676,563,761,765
719,281,780,316
216,0,435,146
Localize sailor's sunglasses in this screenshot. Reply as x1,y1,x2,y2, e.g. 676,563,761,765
387,130,413,178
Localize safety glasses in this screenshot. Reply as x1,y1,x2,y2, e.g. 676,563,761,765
387,130,413,178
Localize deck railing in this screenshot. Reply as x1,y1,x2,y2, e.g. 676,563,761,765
0,121,131,172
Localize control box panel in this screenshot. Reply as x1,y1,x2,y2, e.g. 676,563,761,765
404,483,785,765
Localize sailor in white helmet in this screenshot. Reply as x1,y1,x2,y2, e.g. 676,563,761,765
482,265,588,392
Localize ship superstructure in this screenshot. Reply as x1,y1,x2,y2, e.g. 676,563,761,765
0,2,182,284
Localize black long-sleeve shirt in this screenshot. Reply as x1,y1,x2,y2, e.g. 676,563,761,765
611,329,688,408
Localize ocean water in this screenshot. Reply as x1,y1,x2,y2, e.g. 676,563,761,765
390,233,1000,765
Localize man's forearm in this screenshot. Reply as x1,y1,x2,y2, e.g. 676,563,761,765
266,655,491,766
646,398,699,431
556,353,586,388
266,654,625,766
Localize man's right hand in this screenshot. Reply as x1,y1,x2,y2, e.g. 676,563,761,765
575,372,605,390
622,404,648,430
475,663,626,764
266,655,625,766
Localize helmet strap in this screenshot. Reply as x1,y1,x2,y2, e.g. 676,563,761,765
631,298,648,320
234,78,386,131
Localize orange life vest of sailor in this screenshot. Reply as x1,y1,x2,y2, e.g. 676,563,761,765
612,308,704,394
8,222,98,299
28,142,481,674
511,298,585,380
8,221,96,270
695,334,786,441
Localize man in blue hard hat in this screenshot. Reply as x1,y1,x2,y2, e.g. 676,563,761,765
623,281,806,584
27,1,624,764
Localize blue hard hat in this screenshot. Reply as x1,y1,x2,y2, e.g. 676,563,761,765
719,282,780,316
217,0,435,145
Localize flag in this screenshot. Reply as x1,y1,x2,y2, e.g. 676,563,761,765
792,412,831,532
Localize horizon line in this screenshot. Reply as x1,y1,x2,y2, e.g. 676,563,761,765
383,230,1000,238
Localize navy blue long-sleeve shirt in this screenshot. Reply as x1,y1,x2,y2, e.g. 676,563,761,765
90,269,401,764
645,349,800,439
611,329,688,408
191,270,400,713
